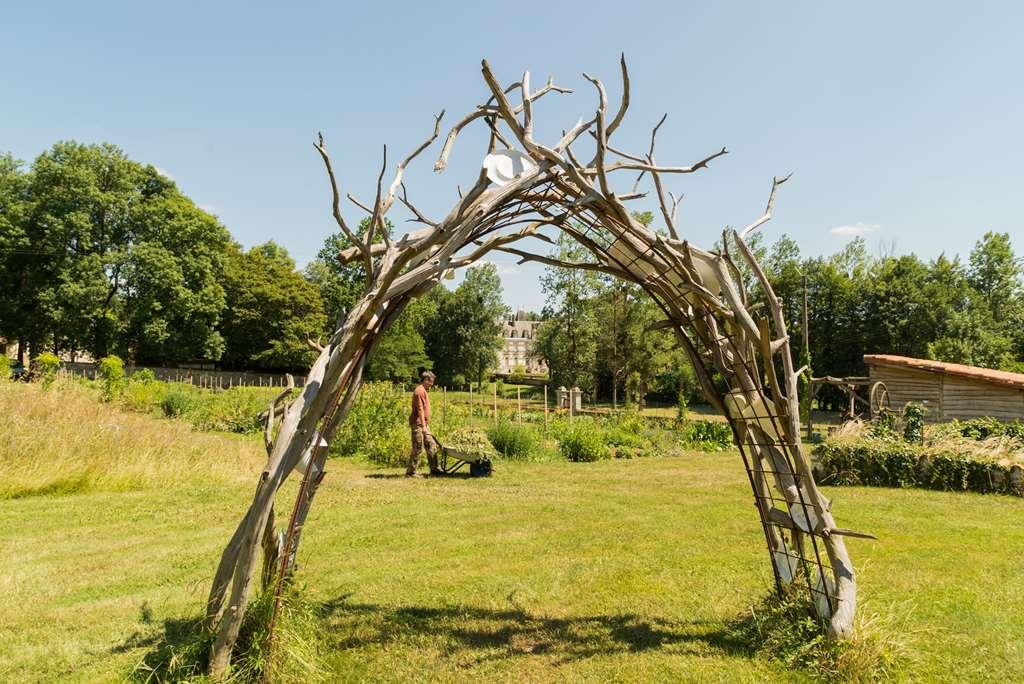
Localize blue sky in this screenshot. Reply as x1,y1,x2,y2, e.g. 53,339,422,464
5,1,1023,312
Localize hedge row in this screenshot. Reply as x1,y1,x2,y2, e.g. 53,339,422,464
813,439,1024,497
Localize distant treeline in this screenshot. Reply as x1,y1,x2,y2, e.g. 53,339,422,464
3,143,1022,407
0,141,507,383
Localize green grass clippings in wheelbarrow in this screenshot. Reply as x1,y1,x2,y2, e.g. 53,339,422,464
430,429,494,477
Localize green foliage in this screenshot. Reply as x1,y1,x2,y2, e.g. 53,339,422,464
927,304,1016,370
424,263,507,385
725,588,903,682
901,402,926,443
187,388,267,434
32,352,61,385
220,242,326,371
0,355,10,381
97,355,126,401
2,142,230,363
131,368,157,384
559,424,610,462
443,427,498,461
535,233,600,394
678,420,734,452
159,388,192,418
137,587,329,682
508,364,528,385
676,387,689,422
814,438,1023,496
952,416,1024,442
331,382,408,465
486,421,539,460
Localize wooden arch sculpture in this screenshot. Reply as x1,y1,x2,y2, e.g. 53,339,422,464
203,58,861,676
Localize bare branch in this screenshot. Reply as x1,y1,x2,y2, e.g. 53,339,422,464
588,147,729,175
365,144,388,285
490,245,624,276
346,193,373,216
314,133,362,252
434,71,571,171
484,116,513,149
649,164,677,239
386,110,445,202
521,70,534,141
606,53,630,137
399,182,437,227
739,173,792,239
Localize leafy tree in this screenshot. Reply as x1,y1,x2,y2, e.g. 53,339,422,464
928,305,1016,369
1,142,231,363
220,242,326,370
366,294,436,382
424,263,507,385
535,232,599,393
0,153,33,363
968,231,1020,323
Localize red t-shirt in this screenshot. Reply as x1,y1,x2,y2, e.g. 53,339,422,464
410,384,431,427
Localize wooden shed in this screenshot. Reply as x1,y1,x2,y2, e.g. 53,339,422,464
864,354,1024,422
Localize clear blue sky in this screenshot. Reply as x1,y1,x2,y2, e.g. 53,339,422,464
5,1,1023,312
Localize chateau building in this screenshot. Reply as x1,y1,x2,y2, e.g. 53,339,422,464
497,312,547,376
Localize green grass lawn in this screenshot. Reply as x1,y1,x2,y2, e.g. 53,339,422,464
1,385,1022,682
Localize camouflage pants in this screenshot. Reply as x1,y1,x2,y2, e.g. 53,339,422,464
407,426,439,475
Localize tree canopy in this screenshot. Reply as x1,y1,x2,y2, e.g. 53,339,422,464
0,142,230,364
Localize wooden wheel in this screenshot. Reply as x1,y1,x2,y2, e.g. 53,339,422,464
869,381,890,417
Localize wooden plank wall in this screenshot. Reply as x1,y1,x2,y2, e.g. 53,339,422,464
942,376,1024,421
869,364,1024,422
869,366,943,421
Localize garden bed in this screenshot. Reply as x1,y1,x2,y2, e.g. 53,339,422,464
813,418,1024,497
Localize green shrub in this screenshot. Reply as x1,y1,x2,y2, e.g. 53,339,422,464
559,425,609,462
0,355,10,381
32,352,61,386
97,355,126,401
679,420,733,452
131,368,157,384
901,402,926,443
954,417,1024,442
158,389,192,417
486,421,539,460
814,438,1022,496
331,382,408,463
190,388,267,434
160,388,193,418
676,387,689,422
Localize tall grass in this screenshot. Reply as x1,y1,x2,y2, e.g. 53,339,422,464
726,588,908,682
0,382,262,499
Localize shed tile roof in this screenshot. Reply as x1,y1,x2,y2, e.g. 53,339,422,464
864,354,1024,390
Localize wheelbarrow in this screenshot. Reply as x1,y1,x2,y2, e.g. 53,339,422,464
430,435,493,477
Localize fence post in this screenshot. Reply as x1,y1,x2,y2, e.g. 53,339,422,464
493,382,497,423
543,384,549,432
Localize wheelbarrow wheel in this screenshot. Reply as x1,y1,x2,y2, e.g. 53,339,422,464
470,458,492,477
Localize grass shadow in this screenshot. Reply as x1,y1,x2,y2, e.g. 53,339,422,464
316,595,756,667
112,611,211,682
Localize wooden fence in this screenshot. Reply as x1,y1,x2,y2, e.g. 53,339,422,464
62,362,305,389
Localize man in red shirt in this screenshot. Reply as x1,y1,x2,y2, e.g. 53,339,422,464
407,370,439,477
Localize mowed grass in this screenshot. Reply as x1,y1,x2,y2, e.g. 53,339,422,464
1,384,1022,681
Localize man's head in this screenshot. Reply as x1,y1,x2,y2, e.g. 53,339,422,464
420,370,435,388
